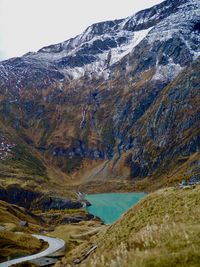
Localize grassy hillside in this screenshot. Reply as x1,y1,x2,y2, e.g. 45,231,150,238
0,120,80,200
0,231,46,262
0,200,47,262
0,200,102,264
57,186,200,267
0,119,48,190
0,200,44,231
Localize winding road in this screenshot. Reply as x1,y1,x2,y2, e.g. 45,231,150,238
0,234,65,267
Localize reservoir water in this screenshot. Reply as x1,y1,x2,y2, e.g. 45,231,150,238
85,192,146,224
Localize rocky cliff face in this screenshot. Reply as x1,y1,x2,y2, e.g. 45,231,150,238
0,186,87,210
0,0,199,191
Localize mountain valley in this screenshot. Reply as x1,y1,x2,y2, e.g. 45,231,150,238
0,0,200,266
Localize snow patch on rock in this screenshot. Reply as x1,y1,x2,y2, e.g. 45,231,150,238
152,58,184,82
110,28,153,65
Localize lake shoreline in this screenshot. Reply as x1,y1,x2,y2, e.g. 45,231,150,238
84,192,146,224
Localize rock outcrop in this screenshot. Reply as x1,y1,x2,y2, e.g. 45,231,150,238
0,187,85,211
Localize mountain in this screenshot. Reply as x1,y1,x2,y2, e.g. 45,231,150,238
0,0,199,84
0,0,199,194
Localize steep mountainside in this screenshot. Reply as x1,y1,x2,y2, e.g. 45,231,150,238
0,120,46,184
0,120,86,209
0,0,199,192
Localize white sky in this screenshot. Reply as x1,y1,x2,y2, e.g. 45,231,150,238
0,0,163,60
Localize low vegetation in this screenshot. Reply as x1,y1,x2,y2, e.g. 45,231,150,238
0,200,45,232
0,200,103,265
0,120,48,192
0,231,46,262
56,185,200,267
48,221,103,252
0,200,48,263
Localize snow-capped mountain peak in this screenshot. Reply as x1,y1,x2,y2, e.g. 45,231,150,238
0,0,199,86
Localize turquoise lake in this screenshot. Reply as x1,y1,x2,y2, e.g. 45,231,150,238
85,193,146,224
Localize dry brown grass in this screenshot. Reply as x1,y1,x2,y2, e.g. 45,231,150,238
56,186,200,267
0,200,45,234
0,231,46,262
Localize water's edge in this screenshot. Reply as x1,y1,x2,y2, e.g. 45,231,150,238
85,193,146,224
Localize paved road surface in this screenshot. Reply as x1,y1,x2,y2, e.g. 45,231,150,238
0,234,65,267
